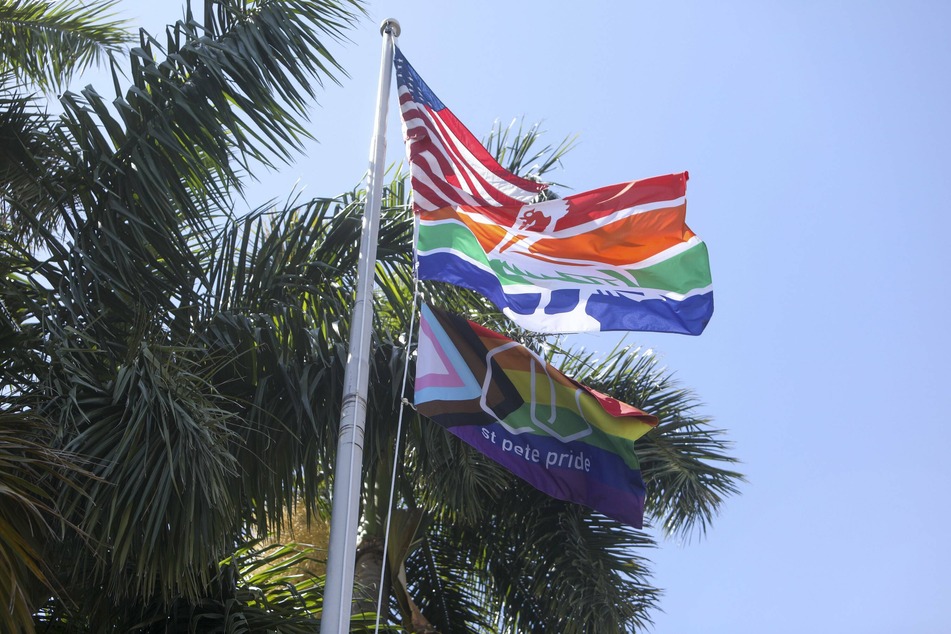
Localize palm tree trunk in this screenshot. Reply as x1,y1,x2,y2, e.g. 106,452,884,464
352,537,386,616
352,536,438,632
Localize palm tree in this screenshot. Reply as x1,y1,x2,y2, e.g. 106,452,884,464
1,2,130,631
0,1,742,631
1,0,366,629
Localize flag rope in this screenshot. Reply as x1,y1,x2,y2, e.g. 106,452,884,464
373,202,422,632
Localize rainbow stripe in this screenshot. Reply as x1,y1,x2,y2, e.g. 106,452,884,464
414,304,657,528
416,172,713,334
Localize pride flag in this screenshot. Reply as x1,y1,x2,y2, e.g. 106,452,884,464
414,304,657,528
395,48,714,335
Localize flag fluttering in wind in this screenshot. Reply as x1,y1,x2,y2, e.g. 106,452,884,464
414,304,657,528
417,173,713,334
395,49,714,335
394,47,546,212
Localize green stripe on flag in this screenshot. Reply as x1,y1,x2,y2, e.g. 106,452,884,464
418,222,712,296
625,242,713,294
417,222,492,267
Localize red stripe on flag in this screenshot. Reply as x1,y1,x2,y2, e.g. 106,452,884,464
399,87,545,210
424,109,519,207
555,173,689,231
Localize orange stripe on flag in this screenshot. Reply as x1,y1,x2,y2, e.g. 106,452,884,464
441,203,693,266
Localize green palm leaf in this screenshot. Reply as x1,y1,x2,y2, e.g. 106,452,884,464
0,408,89,633
0,0,128,91
554,344,744,538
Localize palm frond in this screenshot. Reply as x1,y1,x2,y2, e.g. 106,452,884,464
48,338,242,605
35,540,330,632
554,343,745,539
483,118,576,191
182,541,325,633
5,0,365,309
0,407,90,634
403,479,659,634
0,81,71,246
0,0,129,91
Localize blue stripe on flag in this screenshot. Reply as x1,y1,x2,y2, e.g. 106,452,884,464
418,251,713,334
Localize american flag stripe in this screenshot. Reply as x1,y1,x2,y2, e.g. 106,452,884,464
404,131,489,207
400,90,532,209
424,101,541,201
405,97,496,201
395,47,546,212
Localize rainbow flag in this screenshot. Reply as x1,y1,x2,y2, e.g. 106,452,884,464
414,304,657,528
395,48,714,335
415,172,714,334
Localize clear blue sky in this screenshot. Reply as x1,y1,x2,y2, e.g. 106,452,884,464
98,1,951,631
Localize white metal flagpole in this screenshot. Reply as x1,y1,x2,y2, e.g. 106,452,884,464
320,18,400,634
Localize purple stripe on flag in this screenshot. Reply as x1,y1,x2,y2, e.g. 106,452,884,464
449,422,646,528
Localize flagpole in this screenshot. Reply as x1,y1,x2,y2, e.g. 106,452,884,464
320,18,400,634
